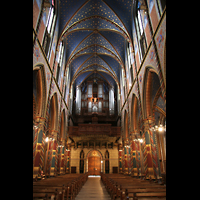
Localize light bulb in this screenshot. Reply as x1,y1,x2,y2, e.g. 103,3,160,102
45,137,49,143
138,139,143,143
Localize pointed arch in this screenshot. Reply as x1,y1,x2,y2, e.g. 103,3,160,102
124,109,129,139
86,149,103,160
142,67,160,119
47,92,59,136
59,109,66,142
33,64,47,118
163,38,166,88
131,93,139,132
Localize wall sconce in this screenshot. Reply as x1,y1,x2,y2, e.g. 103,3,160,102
133,138,143,143
45,137,54,143
133,131,143,143
66,149,70,151
33,125,38,129
45,137,49,143
150,124,166,132
138,138,143,143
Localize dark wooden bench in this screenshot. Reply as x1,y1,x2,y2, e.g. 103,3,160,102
120,188,166,200
101,173,166,200
128,192,166,200
33,188,63,200
33,185,66,199
33,175,37,182
33,173,88,200
33,193,49,199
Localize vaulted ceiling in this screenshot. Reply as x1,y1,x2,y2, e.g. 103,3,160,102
58,0,133,90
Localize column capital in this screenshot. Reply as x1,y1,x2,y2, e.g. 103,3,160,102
49,130,58,141
61,139,66,147
34,116,46,124
143,117,155,131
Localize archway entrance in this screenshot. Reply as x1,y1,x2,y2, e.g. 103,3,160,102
87,150,102,175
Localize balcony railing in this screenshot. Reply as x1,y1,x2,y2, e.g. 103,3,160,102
68,124,121,137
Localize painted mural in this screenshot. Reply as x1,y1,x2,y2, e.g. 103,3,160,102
155,13,166,81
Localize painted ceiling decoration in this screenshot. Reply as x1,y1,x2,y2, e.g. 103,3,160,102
58,0,133,90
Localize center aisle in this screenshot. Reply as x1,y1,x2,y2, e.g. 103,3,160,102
75,175,111,200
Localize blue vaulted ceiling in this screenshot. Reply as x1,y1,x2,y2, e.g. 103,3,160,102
58,0,133,90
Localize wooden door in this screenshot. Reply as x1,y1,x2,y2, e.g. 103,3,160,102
88,156,101,175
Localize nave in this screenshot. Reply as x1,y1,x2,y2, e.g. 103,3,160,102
75,176,110,200
33,0,166,181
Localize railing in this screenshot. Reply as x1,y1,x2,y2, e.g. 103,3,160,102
68,124,121,137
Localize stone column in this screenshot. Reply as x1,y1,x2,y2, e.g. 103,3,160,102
123,139,130,175
142,118,159,179
33,117,46,179
130,131,138,176
46,130,58,177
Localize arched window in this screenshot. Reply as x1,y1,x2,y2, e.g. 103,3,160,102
80,150,84,173
56,41,64,83
46,2,55,33
64,67,69,101
127,42,134,86
105,150,109,174
134,0,147,62
42,0,56,57
121,68,126,102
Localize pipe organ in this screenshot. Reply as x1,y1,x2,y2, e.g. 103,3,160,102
75,80,115,116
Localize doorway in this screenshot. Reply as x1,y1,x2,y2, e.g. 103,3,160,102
87,150,102,175
88,156,101,175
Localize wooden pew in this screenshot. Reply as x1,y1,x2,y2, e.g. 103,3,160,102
33,188,63,200
33,175,37,182
33,173,88,200
33,185,65,200
128,192,166,200
101,173,166,200
33,183,71,200
120,188,166,200
33,193,49,199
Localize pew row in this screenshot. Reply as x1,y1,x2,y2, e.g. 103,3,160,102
101,173,166,200
33,173,88,200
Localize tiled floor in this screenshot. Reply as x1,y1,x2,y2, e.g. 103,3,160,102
75,176,111,200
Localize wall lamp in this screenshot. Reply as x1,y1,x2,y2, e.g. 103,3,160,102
150,124,166,132
45,137,55,143
133,138,143,143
